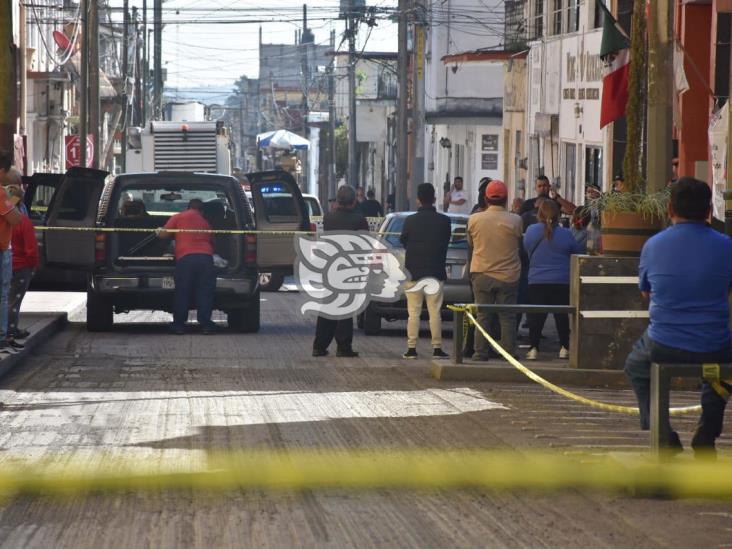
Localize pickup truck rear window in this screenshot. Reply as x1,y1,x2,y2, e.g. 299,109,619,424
117,187,233,218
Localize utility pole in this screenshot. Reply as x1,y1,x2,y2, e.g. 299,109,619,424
132,6,141,126
141,0,147,124
0,0,16,152
396,0,409,210
80,0,89,168
411,4,425,205
153,0,163,119
328,29,337,202
301,4,312,192
645,0,673,192
121,0,129,172
89,0,100,168
347,4,358,187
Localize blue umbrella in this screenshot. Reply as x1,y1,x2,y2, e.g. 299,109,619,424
256,130,310,151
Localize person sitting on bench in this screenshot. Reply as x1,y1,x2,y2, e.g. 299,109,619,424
624,177,732,457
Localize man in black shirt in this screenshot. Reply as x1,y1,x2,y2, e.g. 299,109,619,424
399,183,452,359
312,185,368,358
359,188,384,217
519,175,575,216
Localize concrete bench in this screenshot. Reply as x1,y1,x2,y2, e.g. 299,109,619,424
451,304,576,364
650,362,732,456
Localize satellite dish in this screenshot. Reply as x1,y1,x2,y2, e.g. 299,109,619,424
53,31,71,51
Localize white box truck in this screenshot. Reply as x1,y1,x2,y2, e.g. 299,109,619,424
126,120,232,175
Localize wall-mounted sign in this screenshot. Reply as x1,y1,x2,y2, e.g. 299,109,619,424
481,153,498,170
481,134,498,152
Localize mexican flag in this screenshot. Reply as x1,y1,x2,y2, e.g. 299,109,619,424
598,0,631,128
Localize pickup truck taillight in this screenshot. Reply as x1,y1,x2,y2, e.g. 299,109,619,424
245,234,257,264
95,233,106,263
309,223,317,234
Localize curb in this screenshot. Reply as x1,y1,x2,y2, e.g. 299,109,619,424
431,362,699,390
0,313,68,379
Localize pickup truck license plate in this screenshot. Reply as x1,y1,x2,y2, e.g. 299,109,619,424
162,277,175,289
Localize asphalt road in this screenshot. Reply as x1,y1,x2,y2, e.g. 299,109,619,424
0,291,730,548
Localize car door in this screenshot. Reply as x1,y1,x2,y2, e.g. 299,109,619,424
44,167,109,269
247,170,309,272
22,173,63,225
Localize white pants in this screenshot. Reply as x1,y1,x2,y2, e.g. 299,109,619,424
405,280,444,348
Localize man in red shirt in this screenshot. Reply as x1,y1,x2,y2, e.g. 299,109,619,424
6,185,39,345
157,198,216,334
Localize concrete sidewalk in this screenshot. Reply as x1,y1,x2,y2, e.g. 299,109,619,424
0,292,86,379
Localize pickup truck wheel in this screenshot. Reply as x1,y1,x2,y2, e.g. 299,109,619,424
227,293,261,333
86,293,113,332
259,272,284,292
362,305,381,336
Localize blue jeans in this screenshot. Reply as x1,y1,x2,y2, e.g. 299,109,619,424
173,254,215,328
0,250,12,340
624,328,731,435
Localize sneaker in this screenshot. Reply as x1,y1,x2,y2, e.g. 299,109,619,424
7,339,24,351
433,348,449,359
312,348,329,357
666,430,684,456
403,348,418,359
336,349,359,358
526,347,539,360
13,329,30,340
0,342,18,355
558,346,569,359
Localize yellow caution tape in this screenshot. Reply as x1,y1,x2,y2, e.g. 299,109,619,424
0,450,730,498
35,226,404,236
452,306,701,416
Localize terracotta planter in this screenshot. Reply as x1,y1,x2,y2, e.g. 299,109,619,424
600,211,664,257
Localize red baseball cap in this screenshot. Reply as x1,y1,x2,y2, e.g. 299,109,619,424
485,180,507,200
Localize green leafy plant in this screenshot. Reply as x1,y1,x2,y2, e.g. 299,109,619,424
592,189,670,221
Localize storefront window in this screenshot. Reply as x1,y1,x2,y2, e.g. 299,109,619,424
585,146,603,188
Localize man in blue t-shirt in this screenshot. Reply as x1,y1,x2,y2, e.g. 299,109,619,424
625,177,732,457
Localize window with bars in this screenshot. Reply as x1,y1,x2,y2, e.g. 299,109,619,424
566,0,579,33
532,0,545,38
552,0,564,35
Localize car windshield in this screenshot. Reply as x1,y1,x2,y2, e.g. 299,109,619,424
383,216,467,249
116,186,233,217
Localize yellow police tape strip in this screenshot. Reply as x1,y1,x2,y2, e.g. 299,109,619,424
34,226,405,236
0,450,730,498
455,307,701,416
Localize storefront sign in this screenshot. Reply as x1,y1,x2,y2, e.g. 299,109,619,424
562,37,602,102
481,134,498,151
481,153,498,170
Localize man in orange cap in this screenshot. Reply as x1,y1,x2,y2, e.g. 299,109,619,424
466,180,523,360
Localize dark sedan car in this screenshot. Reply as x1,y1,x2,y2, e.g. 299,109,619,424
359,212,472,335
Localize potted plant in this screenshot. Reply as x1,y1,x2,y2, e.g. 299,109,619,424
594,0,670,257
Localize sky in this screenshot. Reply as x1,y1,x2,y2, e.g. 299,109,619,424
120,0,399,101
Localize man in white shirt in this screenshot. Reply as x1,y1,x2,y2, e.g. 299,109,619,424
446,176,470,214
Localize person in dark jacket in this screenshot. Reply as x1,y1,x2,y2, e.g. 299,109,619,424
399,183,451,359
312,185,368,358
359,188,384,217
